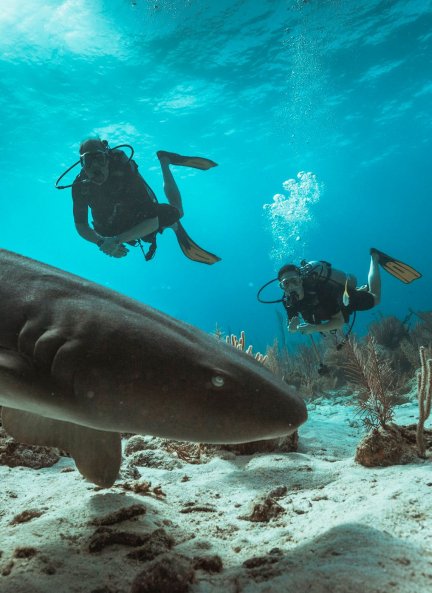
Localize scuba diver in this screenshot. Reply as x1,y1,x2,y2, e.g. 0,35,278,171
55,137,221,264
258,248,422,338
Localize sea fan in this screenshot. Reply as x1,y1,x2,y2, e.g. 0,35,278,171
343,336,397,429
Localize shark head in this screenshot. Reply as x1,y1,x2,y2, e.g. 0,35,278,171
0,249,308,486
70,313,307,444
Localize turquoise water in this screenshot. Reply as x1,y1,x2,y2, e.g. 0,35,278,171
1,0,431,350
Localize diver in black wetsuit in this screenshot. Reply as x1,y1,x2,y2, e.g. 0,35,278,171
278,255,381,336
258,248,420,339
70,137,220,264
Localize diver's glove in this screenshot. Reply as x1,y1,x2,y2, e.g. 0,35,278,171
97,236,129,258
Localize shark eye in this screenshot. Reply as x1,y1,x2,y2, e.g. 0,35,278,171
211,375,225,388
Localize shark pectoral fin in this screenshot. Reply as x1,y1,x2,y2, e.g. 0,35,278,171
1,408,122,488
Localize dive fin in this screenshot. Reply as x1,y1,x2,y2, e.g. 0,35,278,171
174,221,221,265
1,408,122,488
370,247,422,284
157,150,217,170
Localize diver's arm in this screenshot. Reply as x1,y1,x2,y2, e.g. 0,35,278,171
113,216,160,243
97,217,160,258
297,311,345,335
75,222,103,245
316,311,345,332
75,223,128,258
72,194,103,245
72,186,126,257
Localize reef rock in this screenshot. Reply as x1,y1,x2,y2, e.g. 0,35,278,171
0,426,60,469
355,424,432,467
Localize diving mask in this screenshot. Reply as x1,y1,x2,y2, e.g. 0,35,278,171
279,273,303,305
279,275,302,292
80,150,108,170
80,149,109,184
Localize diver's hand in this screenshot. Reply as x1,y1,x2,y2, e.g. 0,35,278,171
297,323,317,336
98,237,129,258
288,316,301,333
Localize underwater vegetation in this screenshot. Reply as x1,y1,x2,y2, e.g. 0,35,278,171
260,310,432,402
210,315,428,475
261,310,432,465
223,330,268,364
215,309,432,466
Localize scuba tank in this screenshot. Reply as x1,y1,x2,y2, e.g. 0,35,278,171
300,260,357,290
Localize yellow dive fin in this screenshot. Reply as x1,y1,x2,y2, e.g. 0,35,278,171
157,151,217,170
174,222,221,265
371,247,422,284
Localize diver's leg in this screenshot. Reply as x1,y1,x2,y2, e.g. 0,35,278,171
158,153,184,218
368,251,381,305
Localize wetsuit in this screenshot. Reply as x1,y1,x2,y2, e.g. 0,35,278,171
283,278,374,326
72,149,179,240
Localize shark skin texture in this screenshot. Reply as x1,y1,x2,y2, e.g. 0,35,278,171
0,249,307,487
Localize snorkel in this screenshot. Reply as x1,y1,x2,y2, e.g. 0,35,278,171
55,142,135,190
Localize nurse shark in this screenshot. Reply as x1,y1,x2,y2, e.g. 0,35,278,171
0,249,307,487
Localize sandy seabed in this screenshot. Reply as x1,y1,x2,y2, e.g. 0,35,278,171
1,393,431,593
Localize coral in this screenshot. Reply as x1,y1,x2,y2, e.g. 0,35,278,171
210,432,298,455
355,424,419,467
162,440,202,464
416,346,432,457
226,330,267,363
240,495,285,522
89,504,147,526
410,309,432,347
13,547,38,559
243,548,282,570
264,339,286,378
355,423,432,467
369,315,410,350
179,504,217,514
121,480,166,498
88,527,149,553
343,336,397,428
130,553,195,593
124,435,156,455
9,509,43,525
264,337,342,396
126,529,175,562
192,555,223,573
126,448,183,470
0,426,60,469
355,345,432,466
211,322,225,340
400,338,420,369
293,343,321,390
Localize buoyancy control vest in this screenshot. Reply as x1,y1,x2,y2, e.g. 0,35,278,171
300,260,357,290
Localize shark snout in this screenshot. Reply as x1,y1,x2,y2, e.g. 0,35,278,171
185,374,308,444
257,390,308,438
